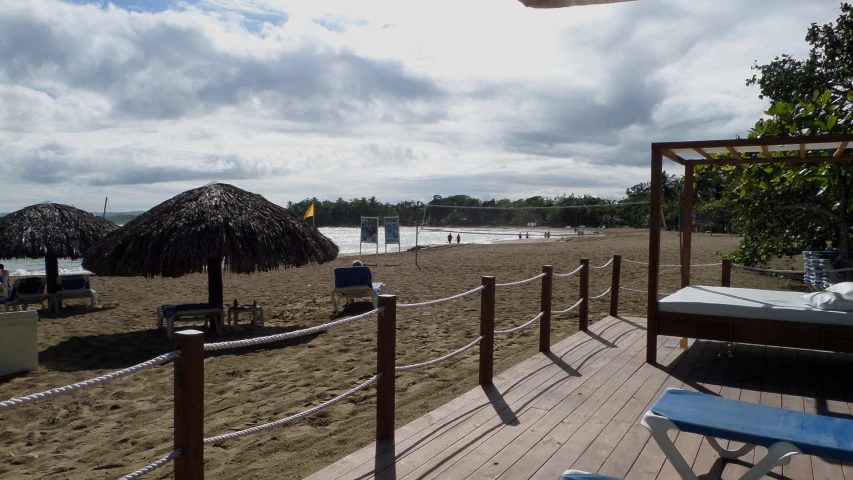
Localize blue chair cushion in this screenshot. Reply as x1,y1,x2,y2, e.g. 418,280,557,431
559,472,622,480
651,389,853,461
160,303,220,319
60,275,87,291
17,277,44,295
334,266,373,289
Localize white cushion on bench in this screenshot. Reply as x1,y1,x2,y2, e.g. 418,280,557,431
659,285,853,326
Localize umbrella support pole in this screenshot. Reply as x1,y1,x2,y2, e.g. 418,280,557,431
45,255,59,313
208,258,223,307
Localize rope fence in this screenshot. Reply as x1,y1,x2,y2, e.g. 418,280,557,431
591,258,614,269
555,264,584,277
204,307,382,352
203,374,381,445
396,336,483,371
118,449,181,480
732,263,853,275
552,297,584,316
0,351,180,410
621,286,673,296
398,285,484,309
496,272,546,288
590,287,612,300
495,311,544,335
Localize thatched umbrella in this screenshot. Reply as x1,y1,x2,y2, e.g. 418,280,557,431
519,0,635,8
82,183,339,306
0,203,118,297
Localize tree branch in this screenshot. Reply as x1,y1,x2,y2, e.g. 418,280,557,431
775,204,841,222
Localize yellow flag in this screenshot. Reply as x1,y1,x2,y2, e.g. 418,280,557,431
303,202,315,219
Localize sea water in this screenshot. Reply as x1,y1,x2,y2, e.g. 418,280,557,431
1,226,551,275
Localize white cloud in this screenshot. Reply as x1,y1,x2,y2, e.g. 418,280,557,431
0,0,842,212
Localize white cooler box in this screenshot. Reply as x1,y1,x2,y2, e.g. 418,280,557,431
0,310,38,376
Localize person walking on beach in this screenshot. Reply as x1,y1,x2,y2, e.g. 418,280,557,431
447,233,453,244
525,232,529,239
518,232,522,239
456,234,461,244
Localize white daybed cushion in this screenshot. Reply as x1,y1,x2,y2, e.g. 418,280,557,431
658,286,853,327
803,291,853,311
826,282,853,296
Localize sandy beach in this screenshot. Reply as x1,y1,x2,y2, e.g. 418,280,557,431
0,229,807,479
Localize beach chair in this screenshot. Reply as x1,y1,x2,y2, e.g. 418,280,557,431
52,275,97,311
642,388,853,480
559,471,621,479
157,303,224,339
3,277,50,312
331,266,387,313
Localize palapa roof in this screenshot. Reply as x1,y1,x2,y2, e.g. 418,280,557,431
82,183,339,277
0,203,118,259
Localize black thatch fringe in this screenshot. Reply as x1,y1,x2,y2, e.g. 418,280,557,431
0,203,118,259
82,183,339,277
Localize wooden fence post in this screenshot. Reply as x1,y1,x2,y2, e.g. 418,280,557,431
579,259,590,331
722,259,732,287
376,295,396,441
609,255,621,318
539,265,553,353
479,277,495,385
174,329,205,480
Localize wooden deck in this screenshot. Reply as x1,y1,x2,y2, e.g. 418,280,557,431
306,316,853,480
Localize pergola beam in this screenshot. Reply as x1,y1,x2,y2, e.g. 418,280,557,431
667,155,853,167
725,146,744,162
835,142,849,158
661,150,687,165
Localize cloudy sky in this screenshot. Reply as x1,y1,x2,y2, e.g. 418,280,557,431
0,0,840,212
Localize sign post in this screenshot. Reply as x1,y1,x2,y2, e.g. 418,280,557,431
360,217,379,257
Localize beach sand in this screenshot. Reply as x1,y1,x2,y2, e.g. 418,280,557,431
0,229,807,479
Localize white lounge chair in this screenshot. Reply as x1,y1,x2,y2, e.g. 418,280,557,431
331,266,387,313
642,388,853,480
52,274,97,311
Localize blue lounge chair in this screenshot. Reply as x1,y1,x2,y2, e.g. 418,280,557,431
157,303,224,339
559,471,621,479
52,274,97,311
642,388,853,480
331,266,387,313
3,277,50,312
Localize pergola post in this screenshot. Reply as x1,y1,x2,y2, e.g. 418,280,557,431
647,145,663,364
681,165,694,288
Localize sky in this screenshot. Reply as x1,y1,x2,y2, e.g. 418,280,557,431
0,0,842,213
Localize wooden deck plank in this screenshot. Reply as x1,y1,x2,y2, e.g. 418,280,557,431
541,336,688,476
596,340,707,479
651,340,724,480
689,341,737,480
780,347,814,480
720,344,765,480
310,321,853,480
404,324,651,479
306,316,628,479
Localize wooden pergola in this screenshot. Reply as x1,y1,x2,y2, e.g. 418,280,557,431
647,134,853,363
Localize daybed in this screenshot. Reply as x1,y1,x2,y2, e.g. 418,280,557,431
656,285,853,354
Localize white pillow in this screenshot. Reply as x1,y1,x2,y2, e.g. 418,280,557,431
803,291,853,311
826,282,853,296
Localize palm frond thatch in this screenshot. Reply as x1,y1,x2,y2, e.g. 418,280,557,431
519,0,635,8
82,183,339,277
0,203,118,259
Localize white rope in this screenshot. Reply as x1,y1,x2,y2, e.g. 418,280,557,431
495,311,544,335
692,262,723,267
732,264,805,275
555,265,584,277
624,259,681,267
0,351,180,410
590,287,612,300
552,298,584,316
591,258,614,269
398,285,484,309
204,308,382,351
396,336,483,371
118,449,181,480
496,272,546,287
203,374,381,445
621,287,672,296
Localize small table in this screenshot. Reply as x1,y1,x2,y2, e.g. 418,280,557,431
227,305,264,329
